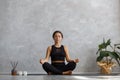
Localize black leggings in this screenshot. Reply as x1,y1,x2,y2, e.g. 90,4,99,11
42,62,76,75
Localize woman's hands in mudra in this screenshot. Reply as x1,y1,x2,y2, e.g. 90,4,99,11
40,58,79,64
40,59,47,64
74,58,79,63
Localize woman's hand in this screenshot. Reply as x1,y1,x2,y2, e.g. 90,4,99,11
40,59,47,64
74,58,79,63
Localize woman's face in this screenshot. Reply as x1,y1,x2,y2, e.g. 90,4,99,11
53,32,63,43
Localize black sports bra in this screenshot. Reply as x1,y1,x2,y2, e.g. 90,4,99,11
50,45,66,61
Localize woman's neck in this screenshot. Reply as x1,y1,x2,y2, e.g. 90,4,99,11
54,43,61,47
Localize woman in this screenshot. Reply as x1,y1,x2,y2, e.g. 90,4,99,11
40,30,79,75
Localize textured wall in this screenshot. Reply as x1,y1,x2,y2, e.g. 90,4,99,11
0,0,120,73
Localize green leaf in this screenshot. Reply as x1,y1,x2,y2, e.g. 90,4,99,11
100,51,109,57
98,43,106,50
96,56,103,61
98,39,111,51
109,52,119,59
115,51,120,57
106,39,111,46
96,51,110,62
117,46,120,49
109,52,120,66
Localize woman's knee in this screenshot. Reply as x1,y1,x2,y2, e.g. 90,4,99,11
69,62,76,66
42,62,50,69
42,62,51,73
68,62,76,70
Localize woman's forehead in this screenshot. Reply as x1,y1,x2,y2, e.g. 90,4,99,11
55,33,62,35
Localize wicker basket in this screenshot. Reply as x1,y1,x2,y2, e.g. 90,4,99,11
97,61,116,74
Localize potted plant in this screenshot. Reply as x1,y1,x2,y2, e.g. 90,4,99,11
96,39,120,74
11,61,18,76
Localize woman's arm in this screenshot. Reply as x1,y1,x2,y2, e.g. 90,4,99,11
40,46,51,64
64,46,79,63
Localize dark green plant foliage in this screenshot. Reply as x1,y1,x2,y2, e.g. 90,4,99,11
96,39,120,66
98,39,111,51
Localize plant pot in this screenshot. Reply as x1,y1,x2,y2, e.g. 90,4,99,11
97,61,116,74
100,66,112,74
11,69,17,76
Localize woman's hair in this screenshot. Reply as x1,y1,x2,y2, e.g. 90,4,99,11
52,30,63,38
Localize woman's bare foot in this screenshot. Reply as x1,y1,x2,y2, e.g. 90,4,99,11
48,72,52,75
62,70,72,75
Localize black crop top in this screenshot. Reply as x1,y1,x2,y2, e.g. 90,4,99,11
50,45,66,61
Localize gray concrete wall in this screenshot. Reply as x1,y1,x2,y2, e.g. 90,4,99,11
0,0,120,73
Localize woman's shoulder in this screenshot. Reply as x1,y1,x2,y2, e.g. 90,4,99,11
62,45,67,47
62,45,68,49
47,46,52,50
